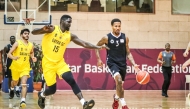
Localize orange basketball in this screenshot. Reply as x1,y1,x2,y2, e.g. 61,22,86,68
136,71,150,85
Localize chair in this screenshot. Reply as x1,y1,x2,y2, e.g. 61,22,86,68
89,0,102,12
185,75,190,96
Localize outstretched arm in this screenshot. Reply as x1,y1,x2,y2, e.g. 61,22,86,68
95,36,108,67
71,33,108,49
32,25,54,35
7,42,19,60
185,42,190,52
183,42,190,57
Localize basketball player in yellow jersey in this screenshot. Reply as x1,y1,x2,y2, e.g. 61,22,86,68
32,14,108,109
8,28,37,108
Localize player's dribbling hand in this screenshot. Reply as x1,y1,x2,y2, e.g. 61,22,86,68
134,64,140,75
43,25,53,31
32,57,37,62
97,59,103,68
183,51,189,57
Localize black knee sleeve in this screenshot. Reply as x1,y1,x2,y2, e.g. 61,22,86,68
62,71,81,95
44,83,56,96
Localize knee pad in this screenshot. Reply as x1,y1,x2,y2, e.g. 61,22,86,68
62,71,76,85
62,72,81,95
44,83,56,95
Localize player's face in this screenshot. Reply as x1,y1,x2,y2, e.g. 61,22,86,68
165,44,170,51
22,31,30,40
10,37,15,44
112,22,121,36
61,18,72,31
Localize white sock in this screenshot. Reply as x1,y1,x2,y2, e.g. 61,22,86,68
41,92,46,98
119,98,126,106
80,98,85,105
15,86,20,91
115,94,119,100
21,98,25,102
10,87,14,90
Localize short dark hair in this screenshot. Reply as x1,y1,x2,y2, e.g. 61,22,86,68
10,36,15,39
60,14,72,23
111,18,121,26
20,28,30,35
165,43,170,46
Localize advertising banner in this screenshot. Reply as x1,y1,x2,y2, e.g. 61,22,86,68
56,49,188,90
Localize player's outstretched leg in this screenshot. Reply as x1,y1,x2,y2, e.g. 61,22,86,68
62,72,95,108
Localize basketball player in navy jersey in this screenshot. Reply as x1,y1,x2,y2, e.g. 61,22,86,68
3,36,20,98
95,18,139,109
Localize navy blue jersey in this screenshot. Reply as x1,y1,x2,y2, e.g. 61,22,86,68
6,44,13,67
106,32,127,67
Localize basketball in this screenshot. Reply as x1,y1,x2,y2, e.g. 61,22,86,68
136,71,150,85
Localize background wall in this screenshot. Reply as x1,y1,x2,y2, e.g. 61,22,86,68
0,0,190,50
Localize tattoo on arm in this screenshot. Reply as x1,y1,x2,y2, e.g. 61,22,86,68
126,37,136,66
95,36,107,60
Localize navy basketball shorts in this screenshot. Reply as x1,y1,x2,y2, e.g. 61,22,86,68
107,63,126,81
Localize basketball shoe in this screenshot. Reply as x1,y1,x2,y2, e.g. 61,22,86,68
38,92,46,109
15,90,20,97
112,94,119,109
9,89,14,99
122,105,129,109
83,100,95,109
20,101,26,108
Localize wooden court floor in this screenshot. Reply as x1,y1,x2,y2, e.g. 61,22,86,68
0,90,189,109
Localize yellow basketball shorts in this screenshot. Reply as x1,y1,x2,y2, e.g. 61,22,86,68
11,69,30,81
42,57,70,86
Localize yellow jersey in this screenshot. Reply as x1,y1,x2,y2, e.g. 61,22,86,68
9,40,33,71
42,25,71,62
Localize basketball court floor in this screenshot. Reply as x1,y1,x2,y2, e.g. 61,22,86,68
0,90,189,109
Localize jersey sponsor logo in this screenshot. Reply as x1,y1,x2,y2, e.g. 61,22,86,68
120,39,124,43
52,38,65,46
110,39,114,44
